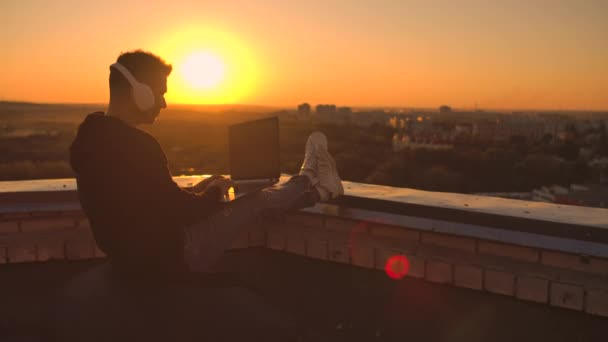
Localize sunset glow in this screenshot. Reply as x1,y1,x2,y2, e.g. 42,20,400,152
1,1,607,110
181,51,226,91
154,26,258,104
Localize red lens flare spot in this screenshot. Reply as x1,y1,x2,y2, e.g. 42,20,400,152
385,255,410,280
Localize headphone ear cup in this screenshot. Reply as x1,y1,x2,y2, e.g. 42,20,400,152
110,63,156,111
132,83,155,111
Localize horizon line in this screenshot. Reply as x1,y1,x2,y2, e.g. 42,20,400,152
1,100,607,113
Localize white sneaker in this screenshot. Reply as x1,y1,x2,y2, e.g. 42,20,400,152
299,132,322,184
299,132,344,201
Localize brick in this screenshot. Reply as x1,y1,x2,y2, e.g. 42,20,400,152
8,245,37,263
20,218,75,232
478,241,539,263
325,217,363,233
65,240,95,260
406,255,426,278
249,230,266,247
286,235,306,255
0,221,19,233
368,231,419,253
586,289,608,317
541,251,608,276
307,238,328,260
484,270,515,296
426,260,452,284
375,249,425,279
550,282,584,311
267,233,285,251
384,256,410,279
421,232,476,253
285,213,323,229
329,242,349,263
374,248,404,269
369,224,420,241
516,276,549,303
230,232,249,250
454,264,483,290
37,241,65,261
351,245,374,268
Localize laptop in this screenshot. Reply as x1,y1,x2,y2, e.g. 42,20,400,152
225,116,281,201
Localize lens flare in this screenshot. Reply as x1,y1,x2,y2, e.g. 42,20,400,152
385,255,410,280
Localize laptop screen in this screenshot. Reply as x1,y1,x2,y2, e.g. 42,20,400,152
228,116,280,181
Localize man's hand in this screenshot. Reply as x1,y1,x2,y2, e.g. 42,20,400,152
190,175,225,193
205,177,237,201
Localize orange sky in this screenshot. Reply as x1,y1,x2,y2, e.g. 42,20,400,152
1,0,607,110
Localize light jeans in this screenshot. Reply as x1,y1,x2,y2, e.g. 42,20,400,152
183,175,316,272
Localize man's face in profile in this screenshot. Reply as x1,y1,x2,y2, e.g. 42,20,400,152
139,76,168,125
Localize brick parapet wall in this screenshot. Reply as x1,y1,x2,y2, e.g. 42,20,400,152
238,212,608,318
1,206,607,318
0,210,102,264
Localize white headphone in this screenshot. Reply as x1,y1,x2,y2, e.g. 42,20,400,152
110,62,155,111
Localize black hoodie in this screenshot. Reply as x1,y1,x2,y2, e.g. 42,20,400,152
70,112,223,280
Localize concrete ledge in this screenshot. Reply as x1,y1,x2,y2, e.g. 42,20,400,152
303,203,608,259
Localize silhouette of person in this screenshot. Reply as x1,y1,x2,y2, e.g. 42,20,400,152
70,50,343,282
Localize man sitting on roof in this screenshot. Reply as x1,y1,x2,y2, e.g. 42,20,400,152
69,50,344,282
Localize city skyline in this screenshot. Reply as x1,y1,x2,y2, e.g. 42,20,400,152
2,0,607,110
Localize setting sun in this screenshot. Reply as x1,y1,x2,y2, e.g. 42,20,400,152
154,26,259,105
181,51,225,90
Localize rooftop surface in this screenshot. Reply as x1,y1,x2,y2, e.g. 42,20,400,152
2,249,607,341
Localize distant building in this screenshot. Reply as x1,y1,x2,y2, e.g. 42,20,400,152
297,103,311,122
454,124,473,137
315,104,336,114
392,133,453,152
297,103,311,114
472,119,546,142
312,104,354,125
337,107,352,114
589,157,608,184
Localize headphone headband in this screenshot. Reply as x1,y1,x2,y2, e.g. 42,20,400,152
110,63,138,86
